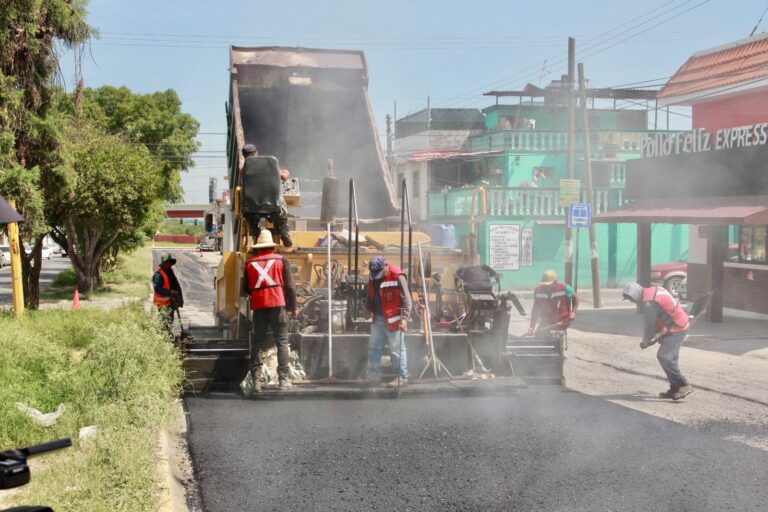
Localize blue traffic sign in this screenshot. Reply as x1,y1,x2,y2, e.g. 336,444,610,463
567,203,592,228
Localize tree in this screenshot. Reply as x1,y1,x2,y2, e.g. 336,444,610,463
53,122,164,294
77,86,200,202
51,86,200,268
0,0,91,308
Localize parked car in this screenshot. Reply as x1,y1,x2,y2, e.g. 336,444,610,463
651,256,687,298
50,244,63,256
0,246,9,265
41,245,52,259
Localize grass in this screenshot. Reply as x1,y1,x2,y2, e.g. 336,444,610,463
0,303,184,511
41,246,152,302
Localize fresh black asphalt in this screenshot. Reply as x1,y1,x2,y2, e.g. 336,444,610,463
185,388,768,511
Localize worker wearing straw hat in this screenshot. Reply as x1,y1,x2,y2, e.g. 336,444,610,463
242,230,297,394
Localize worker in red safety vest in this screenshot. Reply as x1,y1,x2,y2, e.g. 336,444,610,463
363,256,412,387
623,282,692,400
242,229,297,395
152,252,183,338
528,270,578,335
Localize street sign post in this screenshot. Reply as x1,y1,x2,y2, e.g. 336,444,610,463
567,203,592,229
567,203,592,291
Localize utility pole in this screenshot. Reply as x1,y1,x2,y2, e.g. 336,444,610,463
578,63,602,308
564,37,576,285
385,114,394,168
7,198,24,315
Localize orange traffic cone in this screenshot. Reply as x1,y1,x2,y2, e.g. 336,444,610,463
72,289,80,310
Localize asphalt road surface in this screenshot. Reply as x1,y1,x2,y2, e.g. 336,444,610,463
186,389,768,511
0,254,71,303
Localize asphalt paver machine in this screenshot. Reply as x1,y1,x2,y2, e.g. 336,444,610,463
181,46,565,396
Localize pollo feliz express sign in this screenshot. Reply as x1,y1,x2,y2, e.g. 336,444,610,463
640,123,768,158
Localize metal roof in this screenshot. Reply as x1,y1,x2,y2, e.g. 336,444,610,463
594,195,768,225
658,32,768,104
485,82,657,100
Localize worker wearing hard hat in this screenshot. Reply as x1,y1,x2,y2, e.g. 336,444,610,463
153,252,183,338
623,282,692,400
528,270,578,335
242,229,298,395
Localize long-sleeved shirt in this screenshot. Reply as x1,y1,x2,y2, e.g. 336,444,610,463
152,266,183,308
367,274,412,321
242,252,297,312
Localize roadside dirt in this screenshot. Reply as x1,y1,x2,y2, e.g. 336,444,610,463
565,328,768,452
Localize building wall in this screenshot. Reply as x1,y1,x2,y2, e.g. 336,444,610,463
451,219,689,289
392,160,429,221
692,89,768,131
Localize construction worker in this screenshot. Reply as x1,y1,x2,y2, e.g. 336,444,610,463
240,144,293,247
364,256,412,387
623,282,693,400
153,253,183,338
242,229,298,395
528,269,578,335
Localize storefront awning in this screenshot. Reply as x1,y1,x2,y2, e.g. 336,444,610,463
594,195,768,225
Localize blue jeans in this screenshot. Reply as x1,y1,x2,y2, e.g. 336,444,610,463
657,330,688,389
368,317,408,381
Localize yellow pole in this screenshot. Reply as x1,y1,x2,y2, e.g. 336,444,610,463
7,198,24,315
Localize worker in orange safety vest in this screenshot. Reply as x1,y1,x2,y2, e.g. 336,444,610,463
152,252,183,338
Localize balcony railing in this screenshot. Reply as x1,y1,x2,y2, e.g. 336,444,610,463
467,129,685,154
429,186,626,218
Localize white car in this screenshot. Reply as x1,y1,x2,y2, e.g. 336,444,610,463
0,245,10,268
41,246,52,259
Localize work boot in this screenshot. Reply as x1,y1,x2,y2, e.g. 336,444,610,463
658,387,677,399
672,384,694,400
278,379,293,391
244,373,261,399
279,232,293,248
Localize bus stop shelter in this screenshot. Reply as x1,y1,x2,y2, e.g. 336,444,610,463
594,195,768,322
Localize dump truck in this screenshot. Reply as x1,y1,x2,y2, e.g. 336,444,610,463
181,46,564,395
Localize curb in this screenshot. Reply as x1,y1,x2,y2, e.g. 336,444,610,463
157,400,200,512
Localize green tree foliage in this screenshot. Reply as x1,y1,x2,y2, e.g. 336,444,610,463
51,85,200,275
53,123,164,294
76,85,200,202
0,0,92,308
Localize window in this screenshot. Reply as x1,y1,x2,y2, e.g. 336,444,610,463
739,226,767,263
412,170,420,198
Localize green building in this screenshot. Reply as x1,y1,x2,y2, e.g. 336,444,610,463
392,81,689,290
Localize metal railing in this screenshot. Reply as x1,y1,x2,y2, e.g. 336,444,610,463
400,177,413,286
347,179,360,317
429,186,625,218
467,129,685,154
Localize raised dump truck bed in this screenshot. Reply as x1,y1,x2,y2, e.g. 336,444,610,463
227,46,397,220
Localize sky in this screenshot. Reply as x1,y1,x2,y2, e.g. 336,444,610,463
60,0,766,203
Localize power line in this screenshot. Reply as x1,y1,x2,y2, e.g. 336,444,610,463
750,3,768,36
438,0,713,112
